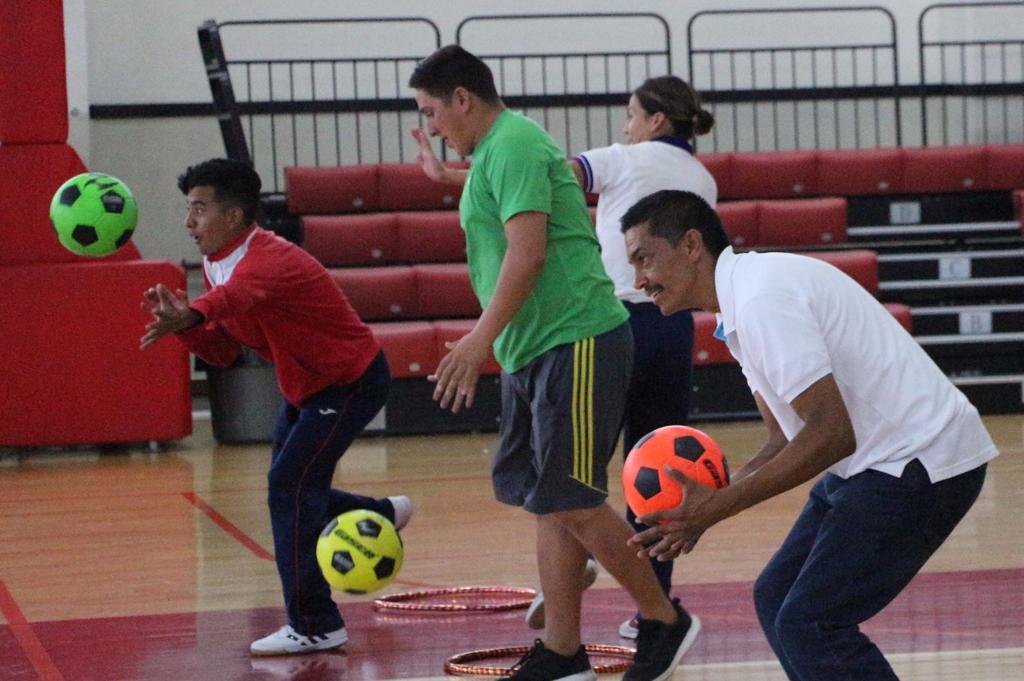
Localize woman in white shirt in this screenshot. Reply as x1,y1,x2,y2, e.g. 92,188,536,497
574,76,718,639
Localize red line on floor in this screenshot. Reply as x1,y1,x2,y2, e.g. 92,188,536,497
181,491,275,561
0,580,65,681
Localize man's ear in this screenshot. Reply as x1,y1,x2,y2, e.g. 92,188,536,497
683,227,704,260
452,86,471,111
228,204,247,228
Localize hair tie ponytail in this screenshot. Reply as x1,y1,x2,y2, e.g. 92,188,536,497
693,109,715,136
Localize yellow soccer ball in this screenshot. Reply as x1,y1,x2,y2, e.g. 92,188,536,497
316,510,403,594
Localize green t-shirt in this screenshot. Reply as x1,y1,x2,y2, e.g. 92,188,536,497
460,110,628,373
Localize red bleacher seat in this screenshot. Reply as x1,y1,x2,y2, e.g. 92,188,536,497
883,302,913,333
758,197,847,247
698,152,733,199
286,164,379,214
691,311,735,365
816,148,903,196
302,213,398,266
806,250,879,295
395,211,465,263
414,263,481,318
377,163,464,211
730,151,817,198
434,319,502,375
286,144,1024,224
717,201,759,248
982,144,1024,191
368,321,438,378
902,145,987,194
329,266,417,320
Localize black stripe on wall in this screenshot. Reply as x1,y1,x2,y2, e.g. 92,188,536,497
89,82,1024,120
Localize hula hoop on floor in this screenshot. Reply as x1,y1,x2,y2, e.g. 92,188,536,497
444,643,635,676
373,586,537,612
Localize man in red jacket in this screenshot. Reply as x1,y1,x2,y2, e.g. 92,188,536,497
140,158,411,656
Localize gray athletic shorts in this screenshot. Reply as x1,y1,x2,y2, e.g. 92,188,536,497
492,322,633,514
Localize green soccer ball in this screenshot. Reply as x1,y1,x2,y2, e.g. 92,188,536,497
50,172,138,257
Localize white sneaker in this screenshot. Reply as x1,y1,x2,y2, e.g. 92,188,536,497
525,558,599,629
387,495,413,530
249,624,348,656
619,615,640,640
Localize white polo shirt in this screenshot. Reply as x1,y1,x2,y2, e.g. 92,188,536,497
577,138,717,303
714,246,998,482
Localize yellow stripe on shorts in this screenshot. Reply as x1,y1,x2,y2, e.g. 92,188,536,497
572,336,595,487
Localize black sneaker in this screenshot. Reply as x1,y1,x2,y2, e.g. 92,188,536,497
622,599,702,681
500,639,597,681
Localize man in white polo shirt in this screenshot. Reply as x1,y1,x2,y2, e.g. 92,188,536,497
620,189,998,681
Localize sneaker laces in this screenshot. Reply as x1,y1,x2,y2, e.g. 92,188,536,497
508,639,547,675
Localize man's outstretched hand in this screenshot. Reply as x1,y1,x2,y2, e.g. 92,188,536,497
628,468,724,560
140,283,201,349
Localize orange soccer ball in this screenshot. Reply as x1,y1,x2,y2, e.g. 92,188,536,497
622,425,730,519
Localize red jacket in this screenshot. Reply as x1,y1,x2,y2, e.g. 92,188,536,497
177,226,380,406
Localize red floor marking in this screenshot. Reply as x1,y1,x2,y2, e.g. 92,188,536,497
181,491,275,561
0,581,65,681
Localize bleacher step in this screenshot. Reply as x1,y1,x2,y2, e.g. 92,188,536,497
846,191,1014,230
950,374,1024,415
878,249,1024,279
910,303,1024,336
850,220,1020,241
879,276,1024,303
916,331,1024,355
881,276,1024,289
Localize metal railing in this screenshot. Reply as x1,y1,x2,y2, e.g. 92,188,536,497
198,7,1024,190
197,17,441,194
687,6,901,152
455,13,671,156
919,2,1024,145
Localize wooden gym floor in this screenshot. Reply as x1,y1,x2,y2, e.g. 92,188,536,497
1,413,1021,680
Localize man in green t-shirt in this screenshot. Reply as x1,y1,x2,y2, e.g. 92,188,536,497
409,45,699,681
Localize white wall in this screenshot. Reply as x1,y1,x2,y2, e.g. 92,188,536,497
63,0,89,164
74,0,1018,263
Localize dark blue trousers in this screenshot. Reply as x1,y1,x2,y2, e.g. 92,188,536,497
754,459,987,680
622,301,694,595
268,350,391,636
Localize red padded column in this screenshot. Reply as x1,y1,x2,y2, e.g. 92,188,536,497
0,0,68,144
0,144,140,265
0,260,191,446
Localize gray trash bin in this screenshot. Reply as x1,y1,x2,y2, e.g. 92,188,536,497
206,349,282,444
